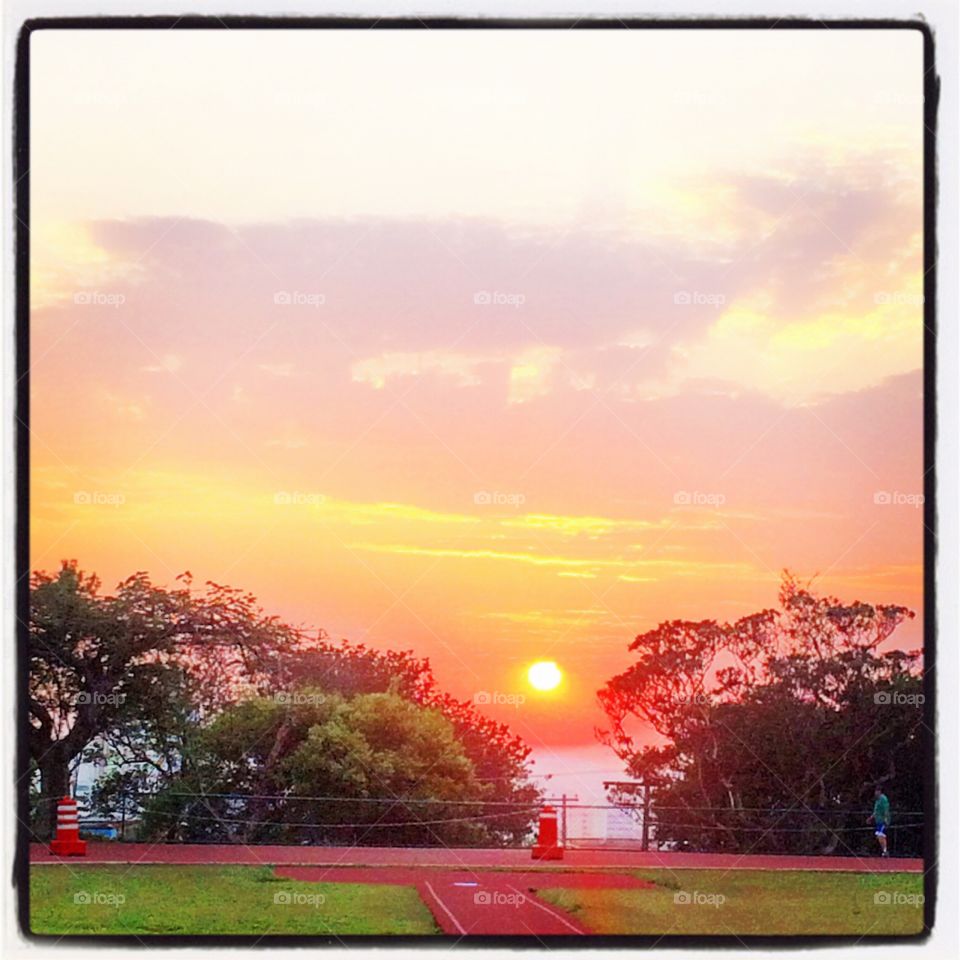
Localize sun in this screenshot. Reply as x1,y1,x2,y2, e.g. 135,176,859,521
527,660,563,692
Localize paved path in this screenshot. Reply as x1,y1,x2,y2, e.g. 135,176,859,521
416,873,586,936
274,867,654,935
30,842,923,873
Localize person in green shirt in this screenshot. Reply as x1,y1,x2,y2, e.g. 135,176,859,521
868,785,891,857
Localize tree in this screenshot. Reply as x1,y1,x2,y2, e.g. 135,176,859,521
281,639,541,840
28,562,302,836
598,574,923,855
30,562,540,844
141,689,537,846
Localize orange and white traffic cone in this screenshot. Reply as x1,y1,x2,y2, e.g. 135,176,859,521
49,796,87,856
532,804,563,860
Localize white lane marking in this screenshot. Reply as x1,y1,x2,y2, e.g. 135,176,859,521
423,880,467,935
507,885,583,934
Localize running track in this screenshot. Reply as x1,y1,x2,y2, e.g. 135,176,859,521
31,841,922,872
31,843,924,936
275,867,656,935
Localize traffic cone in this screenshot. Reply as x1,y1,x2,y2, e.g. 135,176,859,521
49,796,87,856
532,805,563,860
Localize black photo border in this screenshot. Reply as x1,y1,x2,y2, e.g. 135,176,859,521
13,14,940,949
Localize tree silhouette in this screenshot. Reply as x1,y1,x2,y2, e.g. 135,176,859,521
598,574,922,855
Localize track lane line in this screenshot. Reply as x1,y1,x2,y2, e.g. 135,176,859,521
423,880,467,935
507,885,585,934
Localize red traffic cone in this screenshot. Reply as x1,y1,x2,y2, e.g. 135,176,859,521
49,796,87,856
532,805,563,860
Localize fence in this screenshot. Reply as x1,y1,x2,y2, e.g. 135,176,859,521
35,792,924,856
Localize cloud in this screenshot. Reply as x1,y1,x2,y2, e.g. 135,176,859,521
142,354,183,374
259,363,295,378
102,390,146,421
500,514,663,537
351,350,489,389
350,541,755,578
322,498,480,527
267,437,308,450
35,142,920,410
508,347,564,404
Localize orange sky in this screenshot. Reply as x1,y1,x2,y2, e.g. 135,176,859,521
29,29,924,780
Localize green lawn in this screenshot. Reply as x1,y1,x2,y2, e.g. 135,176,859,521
30,863,928,937
538,869,926,936
29,865,438,936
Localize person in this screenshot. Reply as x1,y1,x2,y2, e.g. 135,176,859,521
867,784,891,857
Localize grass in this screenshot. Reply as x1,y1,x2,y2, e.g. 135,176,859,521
537,868,926,936
29,865,439,936
30,863,928,937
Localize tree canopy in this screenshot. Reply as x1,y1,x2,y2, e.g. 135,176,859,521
139,689,535,846
598,574,923,856
29,561,539,844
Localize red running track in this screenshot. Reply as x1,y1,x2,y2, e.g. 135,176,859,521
31,842,922,873
273,867,655,935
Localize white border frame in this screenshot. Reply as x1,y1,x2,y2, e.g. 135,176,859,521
3,3,957,957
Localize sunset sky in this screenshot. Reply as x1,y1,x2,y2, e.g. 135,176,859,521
29,28,925,792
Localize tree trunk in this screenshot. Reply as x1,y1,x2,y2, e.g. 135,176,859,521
37,754,72,840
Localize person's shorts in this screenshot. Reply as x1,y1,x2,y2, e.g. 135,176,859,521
874,822,887,837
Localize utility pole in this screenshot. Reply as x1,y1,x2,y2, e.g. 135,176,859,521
642,783,651,852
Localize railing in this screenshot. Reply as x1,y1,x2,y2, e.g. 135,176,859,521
34,793,924,855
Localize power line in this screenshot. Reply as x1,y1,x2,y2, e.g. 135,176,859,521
146,807,537,830
165,791,541,807
81,790,924,818
92,807,925,835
